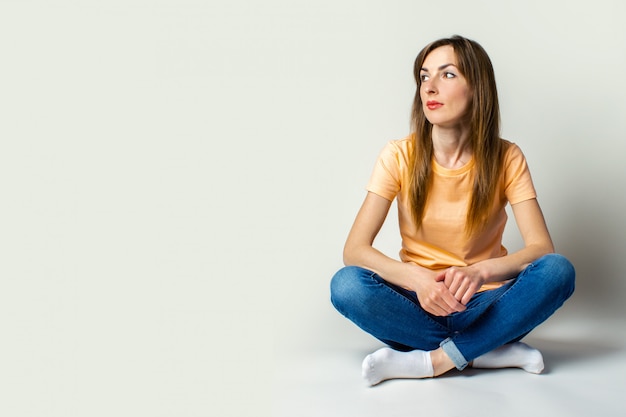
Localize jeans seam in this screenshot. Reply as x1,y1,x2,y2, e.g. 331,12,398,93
333,255,574,367
368,272,451,334
453,261,542,349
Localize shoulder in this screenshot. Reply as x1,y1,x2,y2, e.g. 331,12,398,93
498,139,536,199
377,134,414,163
500,139,527,166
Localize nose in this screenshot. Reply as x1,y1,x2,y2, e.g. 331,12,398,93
422,78,438,95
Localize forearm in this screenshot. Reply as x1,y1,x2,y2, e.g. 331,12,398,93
474,243,554,284
345,243,467,316
343,243,421,291
342,192,431,291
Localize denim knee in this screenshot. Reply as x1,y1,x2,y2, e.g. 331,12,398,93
330,266,373,315
330,266,357,313
534,253,576,301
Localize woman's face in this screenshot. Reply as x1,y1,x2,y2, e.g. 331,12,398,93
419,45,472,128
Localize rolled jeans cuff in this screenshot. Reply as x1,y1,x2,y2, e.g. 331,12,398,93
440,337,468,370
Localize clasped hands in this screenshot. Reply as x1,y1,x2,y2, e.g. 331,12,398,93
414,265,485,317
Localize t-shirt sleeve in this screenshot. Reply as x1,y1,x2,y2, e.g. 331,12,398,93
366,141,403,202
504,143,537,204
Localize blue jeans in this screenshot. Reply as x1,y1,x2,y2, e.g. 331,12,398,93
330,254,575,370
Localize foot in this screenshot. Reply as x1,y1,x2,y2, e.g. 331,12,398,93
472,342,544,374
361,347,434,386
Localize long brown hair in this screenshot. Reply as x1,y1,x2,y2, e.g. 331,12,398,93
408,35,507,235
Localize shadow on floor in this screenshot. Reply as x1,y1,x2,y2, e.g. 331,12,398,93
524,336,624,374
349,334,625,380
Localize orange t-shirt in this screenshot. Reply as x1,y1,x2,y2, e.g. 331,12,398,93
366,136,537,291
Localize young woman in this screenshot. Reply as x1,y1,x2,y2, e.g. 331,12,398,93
330,35,575,386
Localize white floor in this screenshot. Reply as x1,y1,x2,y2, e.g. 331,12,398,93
273,300,626,417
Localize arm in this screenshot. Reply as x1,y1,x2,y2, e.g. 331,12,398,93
344,191,465,316
440,198,554,304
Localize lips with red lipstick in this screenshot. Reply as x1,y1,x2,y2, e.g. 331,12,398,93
426,100,443,110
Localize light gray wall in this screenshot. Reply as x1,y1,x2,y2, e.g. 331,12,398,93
268,0,626,351
1,1,625,416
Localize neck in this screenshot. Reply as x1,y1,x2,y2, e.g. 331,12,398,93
431,125,472,169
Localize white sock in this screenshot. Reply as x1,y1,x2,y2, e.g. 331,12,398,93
361,347,434,386
472,342,544,374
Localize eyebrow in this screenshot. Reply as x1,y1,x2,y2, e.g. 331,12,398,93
420,63,456,72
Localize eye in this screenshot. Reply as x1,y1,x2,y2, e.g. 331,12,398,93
443,72,456,79
419,73,429,82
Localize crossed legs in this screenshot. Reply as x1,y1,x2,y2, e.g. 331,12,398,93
330,254,575,385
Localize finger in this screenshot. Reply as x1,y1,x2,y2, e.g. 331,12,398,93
453,280,470,301
443,269,456,287
424,290,459,316
460,285,479,305
427,305,448,317
440,288,466,313
448,275,463,295
447,271,468,296
422,299,448,316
